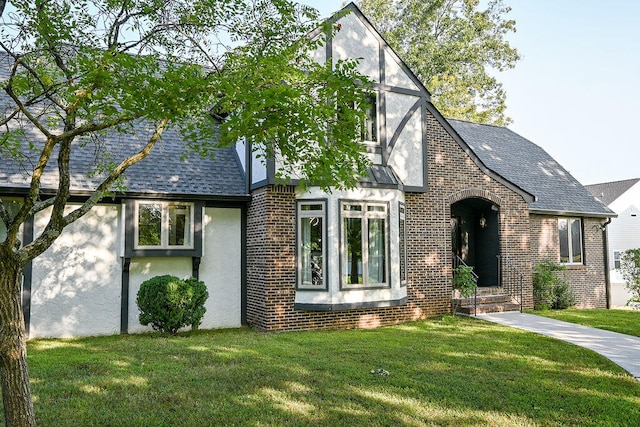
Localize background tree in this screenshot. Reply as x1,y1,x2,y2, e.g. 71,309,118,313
358,0,520,125
620,249,640,306
0,0,371,425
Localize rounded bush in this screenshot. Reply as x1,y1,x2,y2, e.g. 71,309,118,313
136,275,209,334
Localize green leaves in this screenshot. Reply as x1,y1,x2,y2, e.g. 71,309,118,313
359,0,520,125
620,248,640,306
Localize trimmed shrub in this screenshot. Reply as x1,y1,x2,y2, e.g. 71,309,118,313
532,260,575,310
137,275,209,334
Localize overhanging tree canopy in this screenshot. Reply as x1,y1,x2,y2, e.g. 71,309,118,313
358,0,520,125
0,1,371,425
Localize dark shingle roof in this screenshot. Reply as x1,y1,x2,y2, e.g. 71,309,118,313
0,51,246,199
0,122,247,198
585,178,640,206
448,119,613,217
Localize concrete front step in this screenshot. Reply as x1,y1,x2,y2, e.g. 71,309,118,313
454,294,513,306
456,301,521,315
452,287,521,315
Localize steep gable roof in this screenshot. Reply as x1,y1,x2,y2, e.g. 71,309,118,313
448,119,614,217
585,178,640,206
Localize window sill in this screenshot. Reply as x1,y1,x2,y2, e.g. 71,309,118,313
295,297,407,312
563,264,586,270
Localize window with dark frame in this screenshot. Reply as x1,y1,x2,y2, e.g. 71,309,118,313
341,201,388,288
361,93,377,143
399,202,407,285
297,201,326,289
135,201,194,249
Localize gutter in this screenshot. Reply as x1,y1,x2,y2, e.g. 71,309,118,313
601,217,613,309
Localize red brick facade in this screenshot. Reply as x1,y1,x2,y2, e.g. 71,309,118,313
246,111,539,331
529,214,607,308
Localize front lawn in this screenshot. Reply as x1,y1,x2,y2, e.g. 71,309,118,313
533,308,640,337
6,316,640,426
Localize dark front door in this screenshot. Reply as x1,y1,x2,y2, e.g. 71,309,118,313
451,217,462,270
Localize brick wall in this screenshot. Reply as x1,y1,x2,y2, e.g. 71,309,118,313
530,214,607,308
246,112,534,331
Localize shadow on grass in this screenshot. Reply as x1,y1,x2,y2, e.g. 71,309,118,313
14,317,640,426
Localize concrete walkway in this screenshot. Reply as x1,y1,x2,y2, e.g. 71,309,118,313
476,312,640,382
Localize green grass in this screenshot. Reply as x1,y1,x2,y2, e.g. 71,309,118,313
532,308,640,337
4,316,640,426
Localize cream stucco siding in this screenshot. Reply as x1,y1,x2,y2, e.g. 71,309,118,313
384,51,420,91
332,14,380,83
386,92,424,188
30,204,122,338
200,208,242,328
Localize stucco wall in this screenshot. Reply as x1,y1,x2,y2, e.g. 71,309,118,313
199,207,242,329
28,204,243,338
30,204,122,338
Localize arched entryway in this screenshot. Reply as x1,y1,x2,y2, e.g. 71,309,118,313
451,197,500,287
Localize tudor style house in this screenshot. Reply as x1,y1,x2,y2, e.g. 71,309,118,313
0,3,614,338
586,178,640,307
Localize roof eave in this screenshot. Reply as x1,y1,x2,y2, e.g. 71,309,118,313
529,208,617,219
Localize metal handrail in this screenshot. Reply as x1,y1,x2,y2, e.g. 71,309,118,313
454,256,479,315
497,255,523,312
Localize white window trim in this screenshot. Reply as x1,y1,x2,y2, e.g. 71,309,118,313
296,200,327,290
340,200,389,289
134,201,195,250
559,217,583,265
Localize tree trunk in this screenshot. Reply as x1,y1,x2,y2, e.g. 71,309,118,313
0,258,35,427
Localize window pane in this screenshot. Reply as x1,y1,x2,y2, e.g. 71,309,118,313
614,251,621,269
399,210,406,283
361,94,377,142
571,219,582,263
301,204,323,211
0,200,21,243
301,216,323,286
298,202,326,289
138,204,162,246
368,218,386,283
168,204,191,246
344,217,363,284
558,219,569,263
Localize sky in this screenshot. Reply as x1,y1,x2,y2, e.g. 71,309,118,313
301,0,640,186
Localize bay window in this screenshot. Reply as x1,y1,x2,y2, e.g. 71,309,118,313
399,202,407,285
297,201,326,289
341,201,388,288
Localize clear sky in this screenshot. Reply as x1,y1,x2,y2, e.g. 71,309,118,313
301,0,640,186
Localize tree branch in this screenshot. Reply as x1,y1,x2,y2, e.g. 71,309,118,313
19,117,169,263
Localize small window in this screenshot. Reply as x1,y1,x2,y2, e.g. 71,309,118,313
0,199,22,243
613,251,621,270
558,217,583,264
360,93,377,143
135,202,194,249
297,201,326,289
399,203,407,285
341,201,388,288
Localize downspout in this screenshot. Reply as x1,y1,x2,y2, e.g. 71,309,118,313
601,218,612,309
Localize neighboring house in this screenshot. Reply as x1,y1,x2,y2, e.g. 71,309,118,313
586,178,640,307
0,3,614,338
